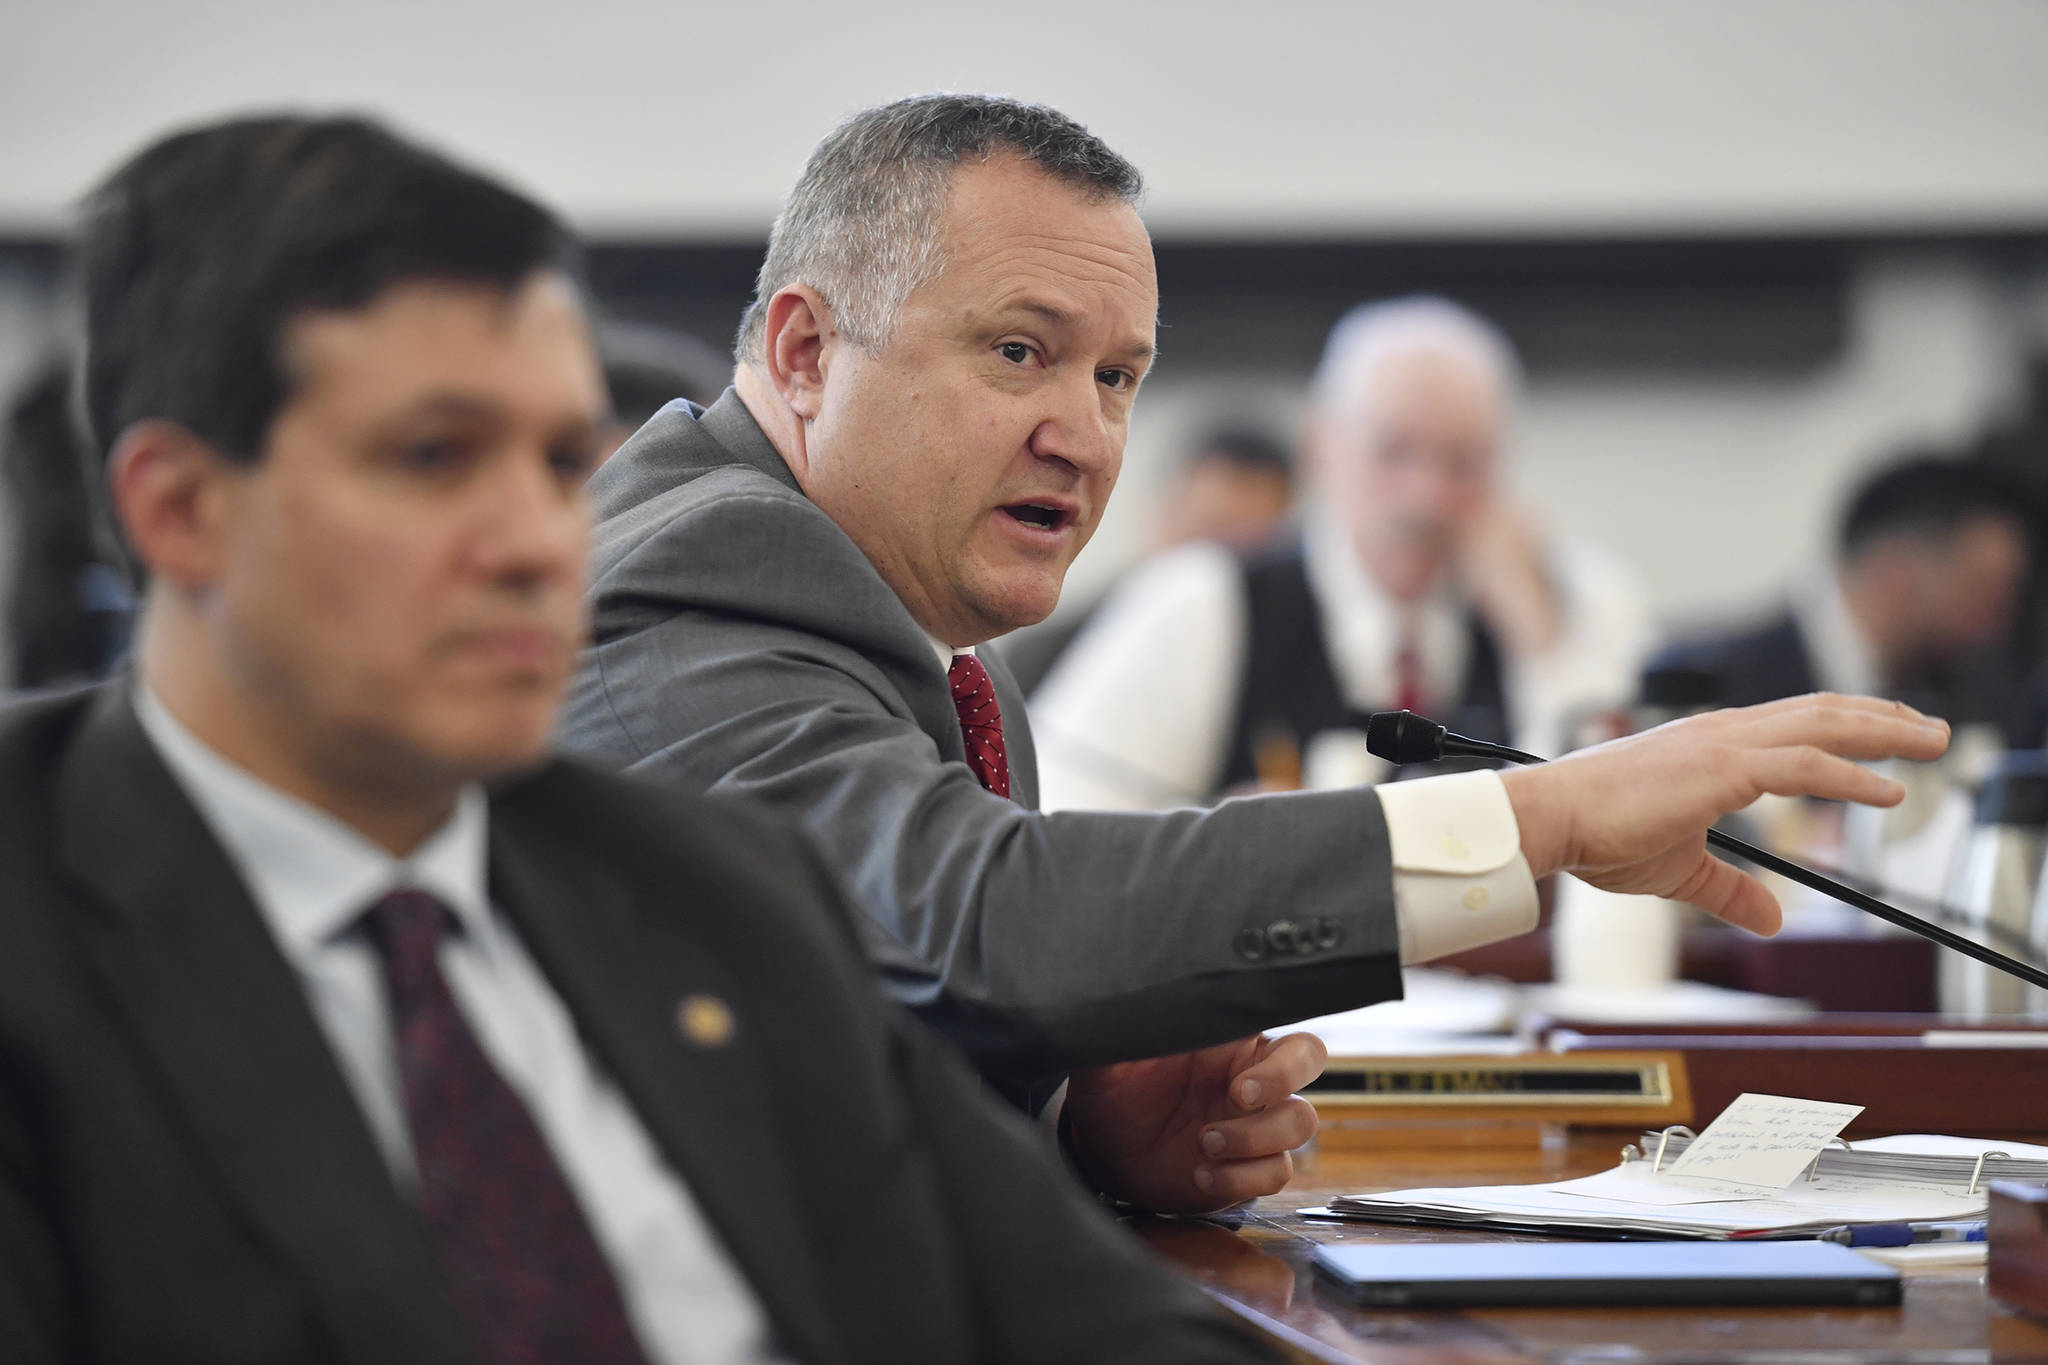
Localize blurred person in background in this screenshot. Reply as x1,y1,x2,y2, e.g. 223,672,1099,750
1,356,135,689
1033,296,1653,811
1654,452,2034,740
1152,424,1296,553
1003,422,1294,695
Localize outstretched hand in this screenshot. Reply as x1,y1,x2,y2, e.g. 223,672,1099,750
1062,1032,1326,1215
1501,693,1950,934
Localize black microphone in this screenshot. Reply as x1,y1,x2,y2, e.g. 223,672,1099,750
1366,709,2048,993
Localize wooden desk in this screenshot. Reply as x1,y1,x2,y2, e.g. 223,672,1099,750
1138,1136,2048,1363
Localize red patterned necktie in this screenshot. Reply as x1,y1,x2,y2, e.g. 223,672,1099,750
947,653,1011,798
359,889,650,1365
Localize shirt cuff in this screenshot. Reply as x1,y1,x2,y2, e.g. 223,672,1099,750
1375,769,1540,965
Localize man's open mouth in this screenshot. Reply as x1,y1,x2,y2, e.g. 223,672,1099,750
1002,503,1071,531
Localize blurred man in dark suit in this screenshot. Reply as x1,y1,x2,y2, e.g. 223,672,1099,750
0,113,1277,1365
1655,453,2032,735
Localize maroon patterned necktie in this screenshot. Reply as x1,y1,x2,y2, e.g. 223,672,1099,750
359,889,650,1365
947,653,1011,798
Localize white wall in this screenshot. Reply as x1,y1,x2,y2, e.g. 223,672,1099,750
2,0,2046,234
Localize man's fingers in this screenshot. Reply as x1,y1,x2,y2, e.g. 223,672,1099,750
1665,854,1782,936
1233,1032,1327,1110
1201,1096,1319,1161
1703,692,1943,731
1193,1151,1294,1205
1741,745,1909,807
1724,696,1950,762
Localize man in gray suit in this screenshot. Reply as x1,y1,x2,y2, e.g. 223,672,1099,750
561,94,1950,1213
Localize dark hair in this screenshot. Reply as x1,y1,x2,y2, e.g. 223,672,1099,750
1184,425,1293,478
737,93,1142,362
73,113,579,466
1837,451,2034,559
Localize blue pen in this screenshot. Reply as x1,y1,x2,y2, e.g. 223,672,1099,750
1818,1220,1988,1247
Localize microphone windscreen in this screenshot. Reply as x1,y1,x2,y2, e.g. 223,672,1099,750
1365,710,1446,765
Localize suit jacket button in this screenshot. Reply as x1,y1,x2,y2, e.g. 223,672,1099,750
1313,918,1343,950
1265,920,1300,955
677,994,736,1048
1234,927,1269,962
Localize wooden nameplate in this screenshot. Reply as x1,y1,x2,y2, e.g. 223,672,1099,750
1306,1051,1691,1148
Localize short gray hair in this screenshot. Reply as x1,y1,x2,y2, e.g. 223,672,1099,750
736,93,1142,364
1311,296,1523,413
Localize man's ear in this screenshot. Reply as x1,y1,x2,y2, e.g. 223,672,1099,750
759,285,836,423
107,420,240,591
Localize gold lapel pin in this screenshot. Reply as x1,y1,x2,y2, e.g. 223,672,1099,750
676,993,736,1048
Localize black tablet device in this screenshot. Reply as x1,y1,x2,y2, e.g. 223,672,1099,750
1312,1241,1901,1308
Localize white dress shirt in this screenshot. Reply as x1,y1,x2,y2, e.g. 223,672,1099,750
133,686,781,1365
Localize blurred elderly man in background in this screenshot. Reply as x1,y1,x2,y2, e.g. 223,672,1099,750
1035,297,1652,810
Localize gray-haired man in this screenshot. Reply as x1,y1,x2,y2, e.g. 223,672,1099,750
560,93,1949,1214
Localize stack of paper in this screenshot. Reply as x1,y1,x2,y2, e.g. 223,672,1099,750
1316,1094,2033,1240
1322,1161,1987,1240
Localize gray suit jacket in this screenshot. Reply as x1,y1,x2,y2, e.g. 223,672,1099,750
561,391,1405,1094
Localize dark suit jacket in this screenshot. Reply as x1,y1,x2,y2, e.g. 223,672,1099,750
1654,607,2031,741
0,683,1273,1365
560,392,1405,1099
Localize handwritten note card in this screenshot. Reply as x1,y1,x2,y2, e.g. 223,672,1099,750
1661,1093,1865,1197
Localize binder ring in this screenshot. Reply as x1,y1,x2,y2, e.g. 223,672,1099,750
1651,1125,1697,1173
1806,1137,1851,1182
1969,1150,2012,1196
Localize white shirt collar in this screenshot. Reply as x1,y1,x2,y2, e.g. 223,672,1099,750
928,635,975,671
131,684,494,953
1300,502,1469,710
1789,562,1880,696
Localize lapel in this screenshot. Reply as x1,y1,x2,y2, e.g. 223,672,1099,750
486,775,846,1365
54,685,473,1365
677,390,967,755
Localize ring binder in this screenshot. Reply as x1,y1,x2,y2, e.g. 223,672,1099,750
1651,1125,1696,1173
1969,1150,2012,1197
1806,1137,1851,1183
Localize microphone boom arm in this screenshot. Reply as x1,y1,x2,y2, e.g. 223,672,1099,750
1368,710,2048,994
